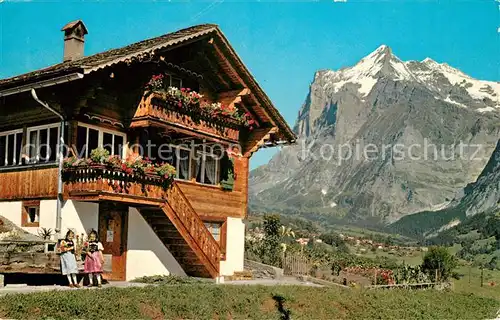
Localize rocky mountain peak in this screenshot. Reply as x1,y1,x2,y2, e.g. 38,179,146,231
296,46,500,138
251,46,500,225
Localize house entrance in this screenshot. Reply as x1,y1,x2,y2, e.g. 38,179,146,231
98,203,128,281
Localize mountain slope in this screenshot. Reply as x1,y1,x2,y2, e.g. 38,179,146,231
389,139,500,238
250,45,500,224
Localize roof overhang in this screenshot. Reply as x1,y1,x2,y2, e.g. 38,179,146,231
0,72,84,97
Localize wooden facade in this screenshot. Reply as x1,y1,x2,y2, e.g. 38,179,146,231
0,167,58,200
0,22,295,278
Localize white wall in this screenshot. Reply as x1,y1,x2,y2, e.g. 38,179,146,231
61,200,99,238
220,217,245,276
0,200,98,239
0,201,22,226
126,207,186,281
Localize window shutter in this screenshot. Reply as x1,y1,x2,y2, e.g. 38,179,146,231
219,151,234,191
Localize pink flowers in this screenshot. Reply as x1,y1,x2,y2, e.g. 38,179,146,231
146,74,168,91
145,74,256,128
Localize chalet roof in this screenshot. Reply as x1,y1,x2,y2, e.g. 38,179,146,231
0,24,217,88
0,24,295,142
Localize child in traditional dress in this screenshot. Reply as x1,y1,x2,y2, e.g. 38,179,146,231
83,230,104,287
59,230,80,288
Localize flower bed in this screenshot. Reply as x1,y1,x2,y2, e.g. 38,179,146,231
145,74,255,129
343,266,396,285
63,148,176,189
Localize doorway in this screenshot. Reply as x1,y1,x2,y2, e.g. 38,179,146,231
98,202,128,281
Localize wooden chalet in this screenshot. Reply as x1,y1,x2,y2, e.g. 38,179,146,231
0,21,295,280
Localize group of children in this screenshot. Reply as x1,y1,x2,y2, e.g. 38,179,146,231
58,229,104,288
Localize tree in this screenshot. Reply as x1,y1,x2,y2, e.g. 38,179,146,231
320,232,350,253
421,246,458,282
261,214,281,266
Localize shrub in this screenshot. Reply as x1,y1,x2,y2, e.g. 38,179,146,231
422,246,458,282
261,214,282,267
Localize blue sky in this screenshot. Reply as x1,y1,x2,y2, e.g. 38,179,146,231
0,1,498,169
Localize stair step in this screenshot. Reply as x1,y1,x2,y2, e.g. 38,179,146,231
173,256,202,265
227,271,253,281
166,243,191,249
167,249,198,257
163,238,188,245
149,220,175,226
156,231,181,238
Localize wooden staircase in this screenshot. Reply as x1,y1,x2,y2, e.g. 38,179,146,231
139,183,221,278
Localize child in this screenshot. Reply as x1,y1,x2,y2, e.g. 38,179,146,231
59,230,80,288
83,230,104,287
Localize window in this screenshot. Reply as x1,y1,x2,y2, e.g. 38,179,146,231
162,73,199,92
26,123,60,164
0,129,23,167
195,145,221,185
76,123,126,158
170,76,182,89
163,144,192,181
204,222,221,242
22,200,40,227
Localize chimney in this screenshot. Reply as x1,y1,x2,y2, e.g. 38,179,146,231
61,20,88,62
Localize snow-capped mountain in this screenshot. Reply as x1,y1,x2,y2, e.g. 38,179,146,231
296,45,499,138
251,45,500,225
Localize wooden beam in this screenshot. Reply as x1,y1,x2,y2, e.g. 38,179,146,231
217,88,250,100
243,127,278,157
218,89,260,128
211,40,246,87
197,51,232,90
248,100,276,127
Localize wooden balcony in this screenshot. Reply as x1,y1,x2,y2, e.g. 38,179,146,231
63,166,169,204
131,93,239,142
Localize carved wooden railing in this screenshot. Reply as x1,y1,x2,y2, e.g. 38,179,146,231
132,93,239,141
63,166,170,200
161,183,221,277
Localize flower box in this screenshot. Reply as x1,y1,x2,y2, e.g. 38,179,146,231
136,74,255,139
133,93,240,141
63,149,176,191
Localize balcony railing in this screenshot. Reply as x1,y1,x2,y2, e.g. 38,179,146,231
63,165,170,201
132,93,240,141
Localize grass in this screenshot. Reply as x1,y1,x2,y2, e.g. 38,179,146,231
0,284,498,320
131,274,212,285
453,265,500,302
353,246,425,266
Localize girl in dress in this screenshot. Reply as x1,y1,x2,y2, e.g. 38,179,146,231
59,230,80,288
83,230,104,287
